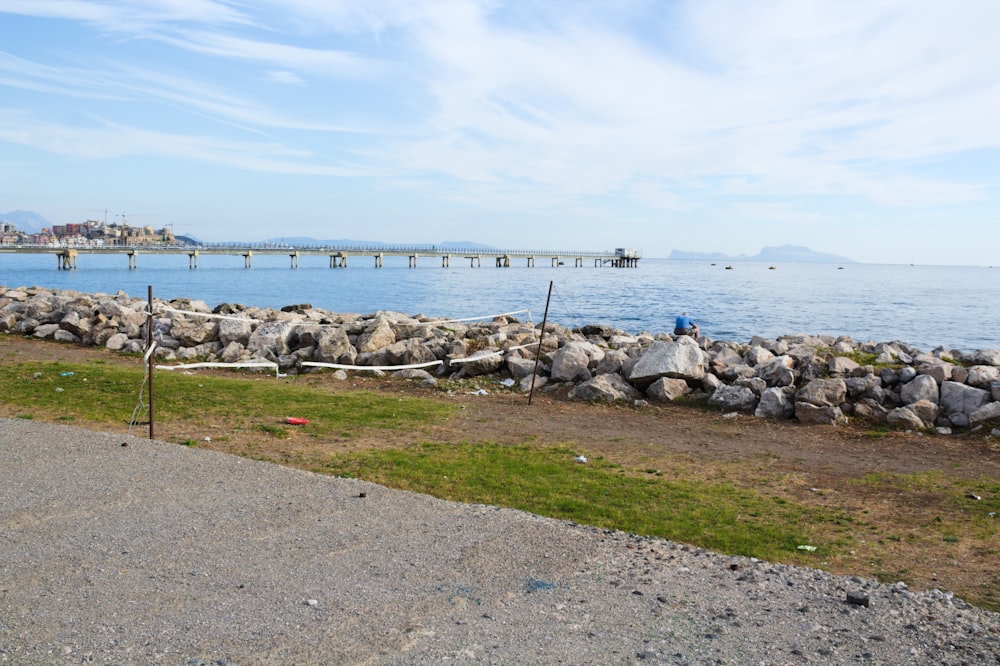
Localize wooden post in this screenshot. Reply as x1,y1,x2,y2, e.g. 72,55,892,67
528,281,553,406
147,285,154,440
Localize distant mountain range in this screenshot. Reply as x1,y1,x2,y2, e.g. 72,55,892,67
1,210,49,233
668,244,856,264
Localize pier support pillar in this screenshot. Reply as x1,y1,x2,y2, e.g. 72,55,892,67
374,253,382,268
466,255,481,267
56,249,77,270
127,250,138,270
188,251,199,269
575,257,583,268
551,257,560,267
289,251,299,268
527,256,534,267
441,254,450,268
243,251,253,268
408,254,418,268
496,255,511,267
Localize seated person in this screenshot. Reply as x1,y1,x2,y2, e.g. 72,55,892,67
674,312,699,339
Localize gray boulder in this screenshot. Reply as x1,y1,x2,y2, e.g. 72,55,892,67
795,402,847,426
755,386,796,419
708,385,758,412
246,321,296,358
939,381,991,421
385,338,438,367
756,356,796,387
356,318,396,353
646,378,691,403
506,356,539,380
970,402,1000,427
887,406,928,430
966,349,1000,366
795,378,847,408
218,318,254,346
456,352,504,378
900,374,939,405
312,327,355,364
569,373,641,403
828,356,860,375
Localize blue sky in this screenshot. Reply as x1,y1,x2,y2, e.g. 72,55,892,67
1,0,998,265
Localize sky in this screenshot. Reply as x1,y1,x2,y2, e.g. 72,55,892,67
1,0,999,265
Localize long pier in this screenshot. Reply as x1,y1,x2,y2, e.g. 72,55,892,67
0,243,642,270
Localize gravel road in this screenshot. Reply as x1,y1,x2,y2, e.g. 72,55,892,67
1,418,998,665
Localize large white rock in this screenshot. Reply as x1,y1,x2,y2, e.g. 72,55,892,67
966,365,1000,389
629,338,706,386
550,342,595,383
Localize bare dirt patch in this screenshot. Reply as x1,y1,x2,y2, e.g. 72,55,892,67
4,336,1000,610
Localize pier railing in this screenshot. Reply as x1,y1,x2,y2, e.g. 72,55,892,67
0,242,641,269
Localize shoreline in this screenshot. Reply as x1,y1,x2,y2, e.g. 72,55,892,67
3,285,1000,433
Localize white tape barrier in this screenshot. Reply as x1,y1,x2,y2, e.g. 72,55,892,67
151,304,532,328
142,341,158,363
302,360,443,371
155,361,280,377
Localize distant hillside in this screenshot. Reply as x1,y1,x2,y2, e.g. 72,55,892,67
1,210,50,233
266,237,500,250
669,244,856,264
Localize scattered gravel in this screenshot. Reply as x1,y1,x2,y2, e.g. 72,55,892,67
1,418,998,665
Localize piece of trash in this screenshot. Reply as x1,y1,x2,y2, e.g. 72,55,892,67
499,378,515,388
989,512,996,518
305,599,319,607
54,387,64,392
285,417,309,425
470,389,489,395
967,493,982,501
722,412,739,419
358,492,367,498
59,371,74,377
203,436,211,443
33,372,42,378
574,455,587,463
797,545,817,552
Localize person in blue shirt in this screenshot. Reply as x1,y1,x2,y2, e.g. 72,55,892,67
674,312,699,339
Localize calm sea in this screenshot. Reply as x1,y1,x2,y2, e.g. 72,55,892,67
1,253,998,353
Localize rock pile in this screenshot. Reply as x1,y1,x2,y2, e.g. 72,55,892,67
3,286,1000,431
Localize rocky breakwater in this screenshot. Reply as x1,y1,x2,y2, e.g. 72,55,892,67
3,286,1000,433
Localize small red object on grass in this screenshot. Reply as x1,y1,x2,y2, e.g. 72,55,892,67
285,417,309,425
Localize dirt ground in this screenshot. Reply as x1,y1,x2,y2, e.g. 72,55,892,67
4,336,1000,611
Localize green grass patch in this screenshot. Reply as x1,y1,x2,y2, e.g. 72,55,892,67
308,441,849,562
0,360,453,434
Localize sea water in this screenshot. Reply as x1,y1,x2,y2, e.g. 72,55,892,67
1,253,998,353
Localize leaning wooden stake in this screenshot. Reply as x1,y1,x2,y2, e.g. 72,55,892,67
528,281,553,406
147,284,154,440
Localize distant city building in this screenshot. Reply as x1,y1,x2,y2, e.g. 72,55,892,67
4,218,178,246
